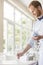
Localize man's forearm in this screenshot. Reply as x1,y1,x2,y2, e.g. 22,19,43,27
22,44,31,55
41,35,43,39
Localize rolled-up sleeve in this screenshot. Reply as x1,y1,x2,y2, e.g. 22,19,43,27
27,32,35,47
27,30,39,47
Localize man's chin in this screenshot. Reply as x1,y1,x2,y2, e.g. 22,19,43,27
33,15,37,18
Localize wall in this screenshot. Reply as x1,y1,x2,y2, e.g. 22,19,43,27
0,0,3,52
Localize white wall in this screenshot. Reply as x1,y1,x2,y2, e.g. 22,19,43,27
0,0,3,52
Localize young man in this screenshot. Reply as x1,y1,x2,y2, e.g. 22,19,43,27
17,1,43,65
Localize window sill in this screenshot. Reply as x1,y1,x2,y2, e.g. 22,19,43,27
0,60,37,65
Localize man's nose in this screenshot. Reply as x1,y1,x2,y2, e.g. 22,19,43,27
33,11,36,14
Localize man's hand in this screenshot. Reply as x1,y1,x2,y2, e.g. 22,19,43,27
17,52,24,59
32,35,42,41
17,44,31,59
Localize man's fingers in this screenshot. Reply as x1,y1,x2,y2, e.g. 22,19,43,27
17,53,20,59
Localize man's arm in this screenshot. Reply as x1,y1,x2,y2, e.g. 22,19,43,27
41,35,43,39
17,31,35,59
32,35,43,41
22,44,31,54
17,44,31,59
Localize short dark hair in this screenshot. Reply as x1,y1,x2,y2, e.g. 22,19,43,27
29,1,42,9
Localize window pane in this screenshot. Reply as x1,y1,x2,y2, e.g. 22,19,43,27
4,1,14,21
7,24,14,54
15,24,21,50
15,9,21,25
22,28,27,49
26,18,32,30
21,14,27,27
3,20,7,41
21,14,32,29
3,20,7,52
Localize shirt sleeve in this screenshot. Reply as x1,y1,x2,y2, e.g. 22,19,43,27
27,22,38,47
27,31,35,47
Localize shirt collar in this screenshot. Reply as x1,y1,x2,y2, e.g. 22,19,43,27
38,16,43,20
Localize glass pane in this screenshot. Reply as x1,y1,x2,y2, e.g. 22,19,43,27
21,14,32,29
3,20,7,52
7,24,14,54
4,1,14,21
22,28,27,49
15,24,21,50
21,14,27,27
3,20,7,41
15,9,21,25
26,18,32,30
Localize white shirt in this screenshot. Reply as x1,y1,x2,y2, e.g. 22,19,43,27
27,16,43,65
27,17,43,47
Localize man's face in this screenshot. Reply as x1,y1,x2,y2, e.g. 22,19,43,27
29,5,41,18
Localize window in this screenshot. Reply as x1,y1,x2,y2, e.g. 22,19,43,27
4,1,14,21
3,1,32,55
7,23,14,54
15,9,21,25
15,24,21,52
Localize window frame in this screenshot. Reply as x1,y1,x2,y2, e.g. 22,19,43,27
3,0,33,55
